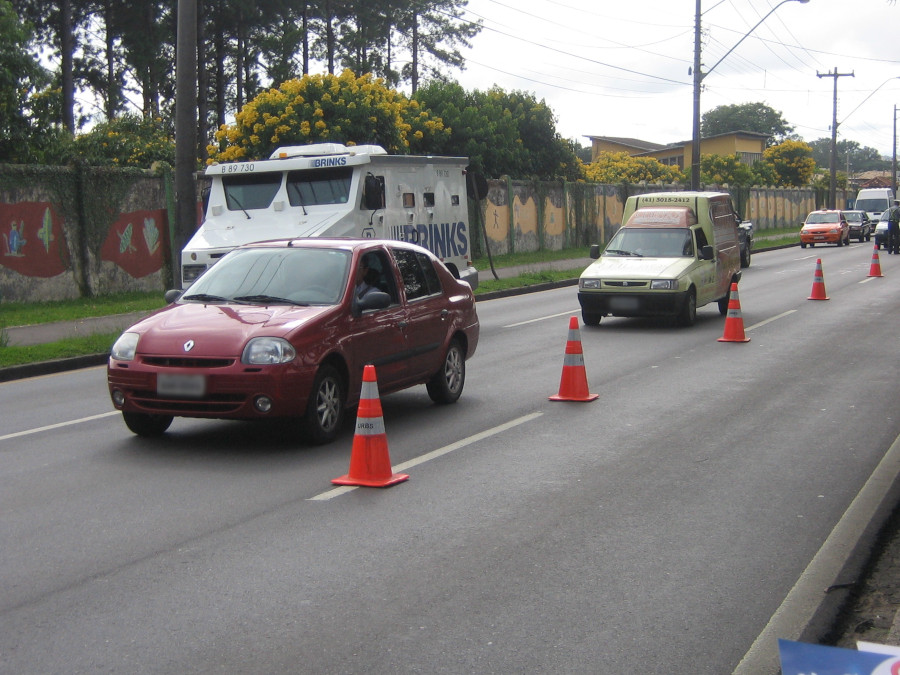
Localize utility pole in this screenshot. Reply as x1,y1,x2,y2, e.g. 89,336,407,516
893,105,897,196
817,68,854,209
174,0,198,289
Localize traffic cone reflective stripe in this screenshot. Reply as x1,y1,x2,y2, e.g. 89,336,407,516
718,283,750,343
868,245,884,278
332,364,409,488
549,316,598,402
808,258,829,300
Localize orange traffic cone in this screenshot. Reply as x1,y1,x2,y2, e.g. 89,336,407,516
332,364,409,488
549,316,599,402
868,245,884,278
808,258,829,300
717,283,750,343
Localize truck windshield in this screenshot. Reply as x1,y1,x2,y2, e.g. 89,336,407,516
605,228,693,258
855,199,889,213
223,173,282,211
286,167,353,206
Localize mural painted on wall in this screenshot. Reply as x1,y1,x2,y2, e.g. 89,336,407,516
513,194,537,236
100,209,168,278
485,195,510,253
0,201,69,277
544,197,564,237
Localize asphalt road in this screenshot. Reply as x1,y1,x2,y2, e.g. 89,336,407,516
2,243,900,674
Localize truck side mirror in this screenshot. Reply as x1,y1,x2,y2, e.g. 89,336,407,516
590,244,601,259
466,172,489,200
363,174,384,210
700,245,714,260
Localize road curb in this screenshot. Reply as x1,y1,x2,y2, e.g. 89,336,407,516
733,435,900,674
0,353,109,383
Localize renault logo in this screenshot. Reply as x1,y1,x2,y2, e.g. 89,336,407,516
183,340,195,352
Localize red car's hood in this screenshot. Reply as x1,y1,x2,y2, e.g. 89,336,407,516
130,303,331,356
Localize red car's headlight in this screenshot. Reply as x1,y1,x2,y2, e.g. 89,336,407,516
111,332,139,361
242,337,297,365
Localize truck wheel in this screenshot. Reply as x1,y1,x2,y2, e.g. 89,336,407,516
582,310,602,326
740,247,751,268
427,339,465,404
123,411,173,437
717,294,729,315
304,364,345,444
677,289,697,327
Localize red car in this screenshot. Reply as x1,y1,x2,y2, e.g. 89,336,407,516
108,239,480,443
800,210,850,247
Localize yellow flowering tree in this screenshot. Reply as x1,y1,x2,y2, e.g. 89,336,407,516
208,70,450,163
581,152,684,184
751,140,815,187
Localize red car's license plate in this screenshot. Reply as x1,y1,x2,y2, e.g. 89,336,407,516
813,236,825,240
157,373,206,398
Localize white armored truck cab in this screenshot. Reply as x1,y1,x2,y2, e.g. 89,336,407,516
182,143,478,290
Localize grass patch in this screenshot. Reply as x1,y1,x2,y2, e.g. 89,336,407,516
0,291,166,328
475,269,583,295
0,332,118,368
473,246,591,270
754,227,800,248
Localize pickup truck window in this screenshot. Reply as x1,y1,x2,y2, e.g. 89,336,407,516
606,228,693,258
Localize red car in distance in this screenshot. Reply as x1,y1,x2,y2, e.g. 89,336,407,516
108,239,479,444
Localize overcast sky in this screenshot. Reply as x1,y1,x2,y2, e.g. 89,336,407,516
453,0,900,159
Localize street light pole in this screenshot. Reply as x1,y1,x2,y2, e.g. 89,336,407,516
690,0,810,190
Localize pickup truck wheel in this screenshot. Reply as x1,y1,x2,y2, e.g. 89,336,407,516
304,364,345,445
740,247,751,268
582,310,602,326
123,411,173,437
677,289,697,327
717,294,729,315
427,339,465,404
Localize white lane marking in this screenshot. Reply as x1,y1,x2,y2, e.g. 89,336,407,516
309,412,544,501
744,310,796,332
0,411,119,442
860,276,878,284
504,310,580,328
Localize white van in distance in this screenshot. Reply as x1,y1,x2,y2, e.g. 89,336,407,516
854,187,894,223
182,143,478,290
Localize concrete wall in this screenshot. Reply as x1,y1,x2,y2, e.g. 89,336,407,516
0,165,175,303
0,165,848,303
475,180,840,256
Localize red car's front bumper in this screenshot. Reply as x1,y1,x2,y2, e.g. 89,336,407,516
108,358,316,420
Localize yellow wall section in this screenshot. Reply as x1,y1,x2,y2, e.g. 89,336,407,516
514,194,537,236
544,198,564,236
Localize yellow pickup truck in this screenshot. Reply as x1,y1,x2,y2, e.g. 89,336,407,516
577,191,742,327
